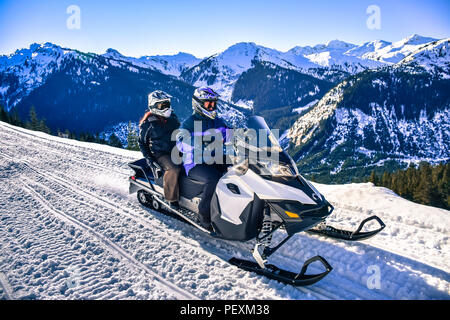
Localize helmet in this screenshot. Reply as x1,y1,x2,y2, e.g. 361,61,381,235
148,90,173,118
192,87,220,119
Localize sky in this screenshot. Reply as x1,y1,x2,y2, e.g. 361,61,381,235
0,0,449,58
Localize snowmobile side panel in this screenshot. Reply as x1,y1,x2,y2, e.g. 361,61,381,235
240,169,318,204
211,193,265,241
178,174,205,200
307,215,386,241
229,255,332,286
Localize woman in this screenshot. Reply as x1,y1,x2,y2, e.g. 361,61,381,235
138,90,181,208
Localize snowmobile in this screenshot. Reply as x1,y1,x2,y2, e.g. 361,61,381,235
128,116,385,286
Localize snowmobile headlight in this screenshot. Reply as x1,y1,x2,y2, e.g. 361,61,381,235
253,159,295,176
234,159,249,176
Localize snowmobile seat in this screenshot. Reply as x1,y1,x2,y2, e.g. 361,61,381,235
129,158,161,182
129,158,204,200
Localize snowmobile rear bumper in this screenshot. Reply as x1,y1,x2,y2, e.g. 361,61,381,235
229,255,332,286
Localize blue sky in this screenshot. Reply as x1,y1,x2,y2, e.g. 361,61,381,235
0,0,449,58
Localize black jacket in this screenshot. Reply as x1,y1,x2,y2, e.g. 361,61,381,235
176,112,229,174
138,113,180,160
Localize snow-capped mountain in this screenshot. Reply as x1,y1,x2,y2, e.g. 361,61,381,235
397,38,450,78
0,34,447,157
180,42,306,107
0,43,82,111
180,35,440,107
0,43,202,114
362,34,438,63
286,39,384,73
0,42,200,133
180,40,376,104
102,48,201,77
344,39,391,58
287,39,450,182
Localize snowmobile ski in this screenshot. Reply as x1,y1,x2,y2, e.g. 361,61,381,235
307,215,386,241
229,255,332,286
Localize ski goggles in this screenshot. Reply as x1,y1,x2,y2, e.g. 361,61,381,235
203,100,217,111
155,101,171,110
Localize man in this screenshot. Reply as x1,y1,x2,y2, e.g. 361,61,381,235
177,87,229,229
138,90,181,208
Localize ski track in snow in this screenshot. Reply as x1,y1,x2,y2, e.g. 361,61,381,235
0,121,449,300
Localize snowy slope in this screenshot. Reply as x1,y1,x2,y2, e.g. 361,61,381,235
0,121,449,300
102,49,201,77
362,34,438,64
0,43,81,110
287,40,384,73
397,38,450,78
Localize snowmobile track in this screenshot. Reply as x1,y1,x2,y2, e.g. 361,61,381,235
0,273,15,300
14,179,199,300
0,150,341,299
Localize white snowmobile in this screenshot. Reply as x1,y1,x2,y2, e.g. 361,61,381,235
128,116,385,286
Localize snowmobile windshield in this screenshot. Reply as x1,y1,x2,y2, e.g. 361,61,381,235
233,116,299,177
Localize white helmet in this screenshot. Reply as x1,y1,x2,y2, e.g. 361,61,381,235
148,90,173,118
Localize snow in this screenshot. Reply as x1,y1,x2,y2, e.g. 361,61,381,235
102,49,201,77
363,34,438,64
288,82,346,147
233,99,254,110
0,86,9,95
0,121,448,300
292,99,319,114
397,38,450,79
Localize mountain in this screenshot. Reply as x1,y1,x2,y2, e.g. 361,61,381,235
344,39,392,58
0,42,80,111
180,40,374,104
102,49,201,77
0,34,446,151
180,42,305,106
0,43,245,137
287,39,384,73
362,34,438,63
180,35,439,109
397,38,450,78
287,39,450,183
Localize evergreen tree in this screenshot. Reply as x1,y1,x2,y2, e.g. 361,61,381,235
369,170,378,185
126,121,139,151
108,133,123,148
10,110,24,127
0,105,9,122
381,171,391,187
38,119,51,134
27,106,40,130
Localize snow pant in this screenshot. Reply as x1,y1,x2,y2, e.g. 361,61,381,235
187,164,226,225
155,154,181,202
